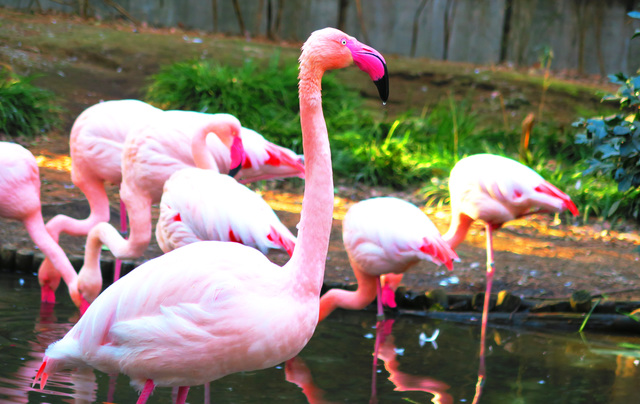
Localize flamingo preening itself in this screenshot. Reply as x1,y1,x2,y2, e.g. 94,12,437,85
0,142,88,311
33,27,389,404
318,197,458,322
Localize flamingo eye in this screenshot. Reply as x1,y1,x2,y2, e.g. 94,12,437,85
340,38,347,45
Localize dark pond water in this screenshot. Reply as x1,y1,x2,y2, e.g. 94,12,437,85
1,271,640,404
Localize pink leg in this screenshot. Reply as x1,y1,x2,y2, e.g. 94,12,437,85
471,223,494,404
370,320,383,404
480,223,495,359
137,379,155,404
107,373,117,403
375,277,384,320
471,351,486,404
204,382,211,404
114,199,128,282
175,386,190,404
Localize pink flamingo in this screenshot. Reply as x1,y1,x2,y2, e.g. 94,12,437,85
39,101,305,284
0,142,88,311
33,27,389,404
318,197,458,322
156,168,296,256
76,113,245,305
442,153,579,398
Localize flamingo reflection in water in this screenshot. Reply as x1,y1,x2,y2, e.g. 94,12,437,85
285,319,452,404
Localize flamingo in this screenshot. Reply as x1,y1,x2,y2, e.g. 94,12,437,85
0,142,88,311
75,113,244,306
442,153,579,396
38,100,305,284
33,27,389,404
318,197,458,322
156,168,296,257
155,123,296,256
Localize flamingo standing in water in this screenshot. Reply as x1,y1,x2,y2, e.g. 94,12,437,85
33,27,389,404
0,142,88,311
155,131,296,257
318,197,458,322
38,100,305,284
442,153,578,399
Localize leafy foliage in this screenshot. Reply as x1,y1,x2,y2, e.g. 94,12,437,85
0,68,61,137
573,11,640,220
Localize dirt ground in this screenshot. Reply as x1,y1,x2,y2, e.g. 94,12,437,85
1,10,639,304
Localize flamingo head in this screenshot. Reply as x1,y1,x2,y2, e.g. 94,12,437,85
300,27,389,102
197,113,245,175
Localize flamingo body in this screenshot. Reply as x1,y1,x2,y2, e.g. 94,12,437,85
35,27,389,403
40,242,312,389
156,168,296,256
319,197,458,321
444,153,579,248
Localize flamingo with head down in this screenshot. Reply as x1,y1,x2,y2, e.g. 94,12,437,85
319,197,458,322
33,27,389,404
0,142,88,311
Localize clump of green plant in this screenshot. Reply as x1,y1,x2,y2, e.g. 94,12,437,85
574,11,640,221
332,100,481,188
333,120,432,188
144,53,373,153
0,67,60,137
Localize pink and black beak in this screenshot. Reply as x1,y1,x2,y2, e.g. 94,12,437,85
347,40,389,103
228,136,245,178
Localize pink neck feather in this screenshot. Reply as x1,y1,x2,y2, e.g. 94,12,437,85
286,61,333,296
191,130,220,172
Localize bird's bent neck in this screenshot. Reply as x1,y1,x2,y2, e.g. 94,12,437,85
286,62,333,298
443,213,474,250
192,131,219,171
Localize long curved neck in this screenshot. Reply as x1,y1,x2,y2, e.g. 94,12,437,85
191,130,220,171
286,64,333,297
23,212,79,289
443,212,473,250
